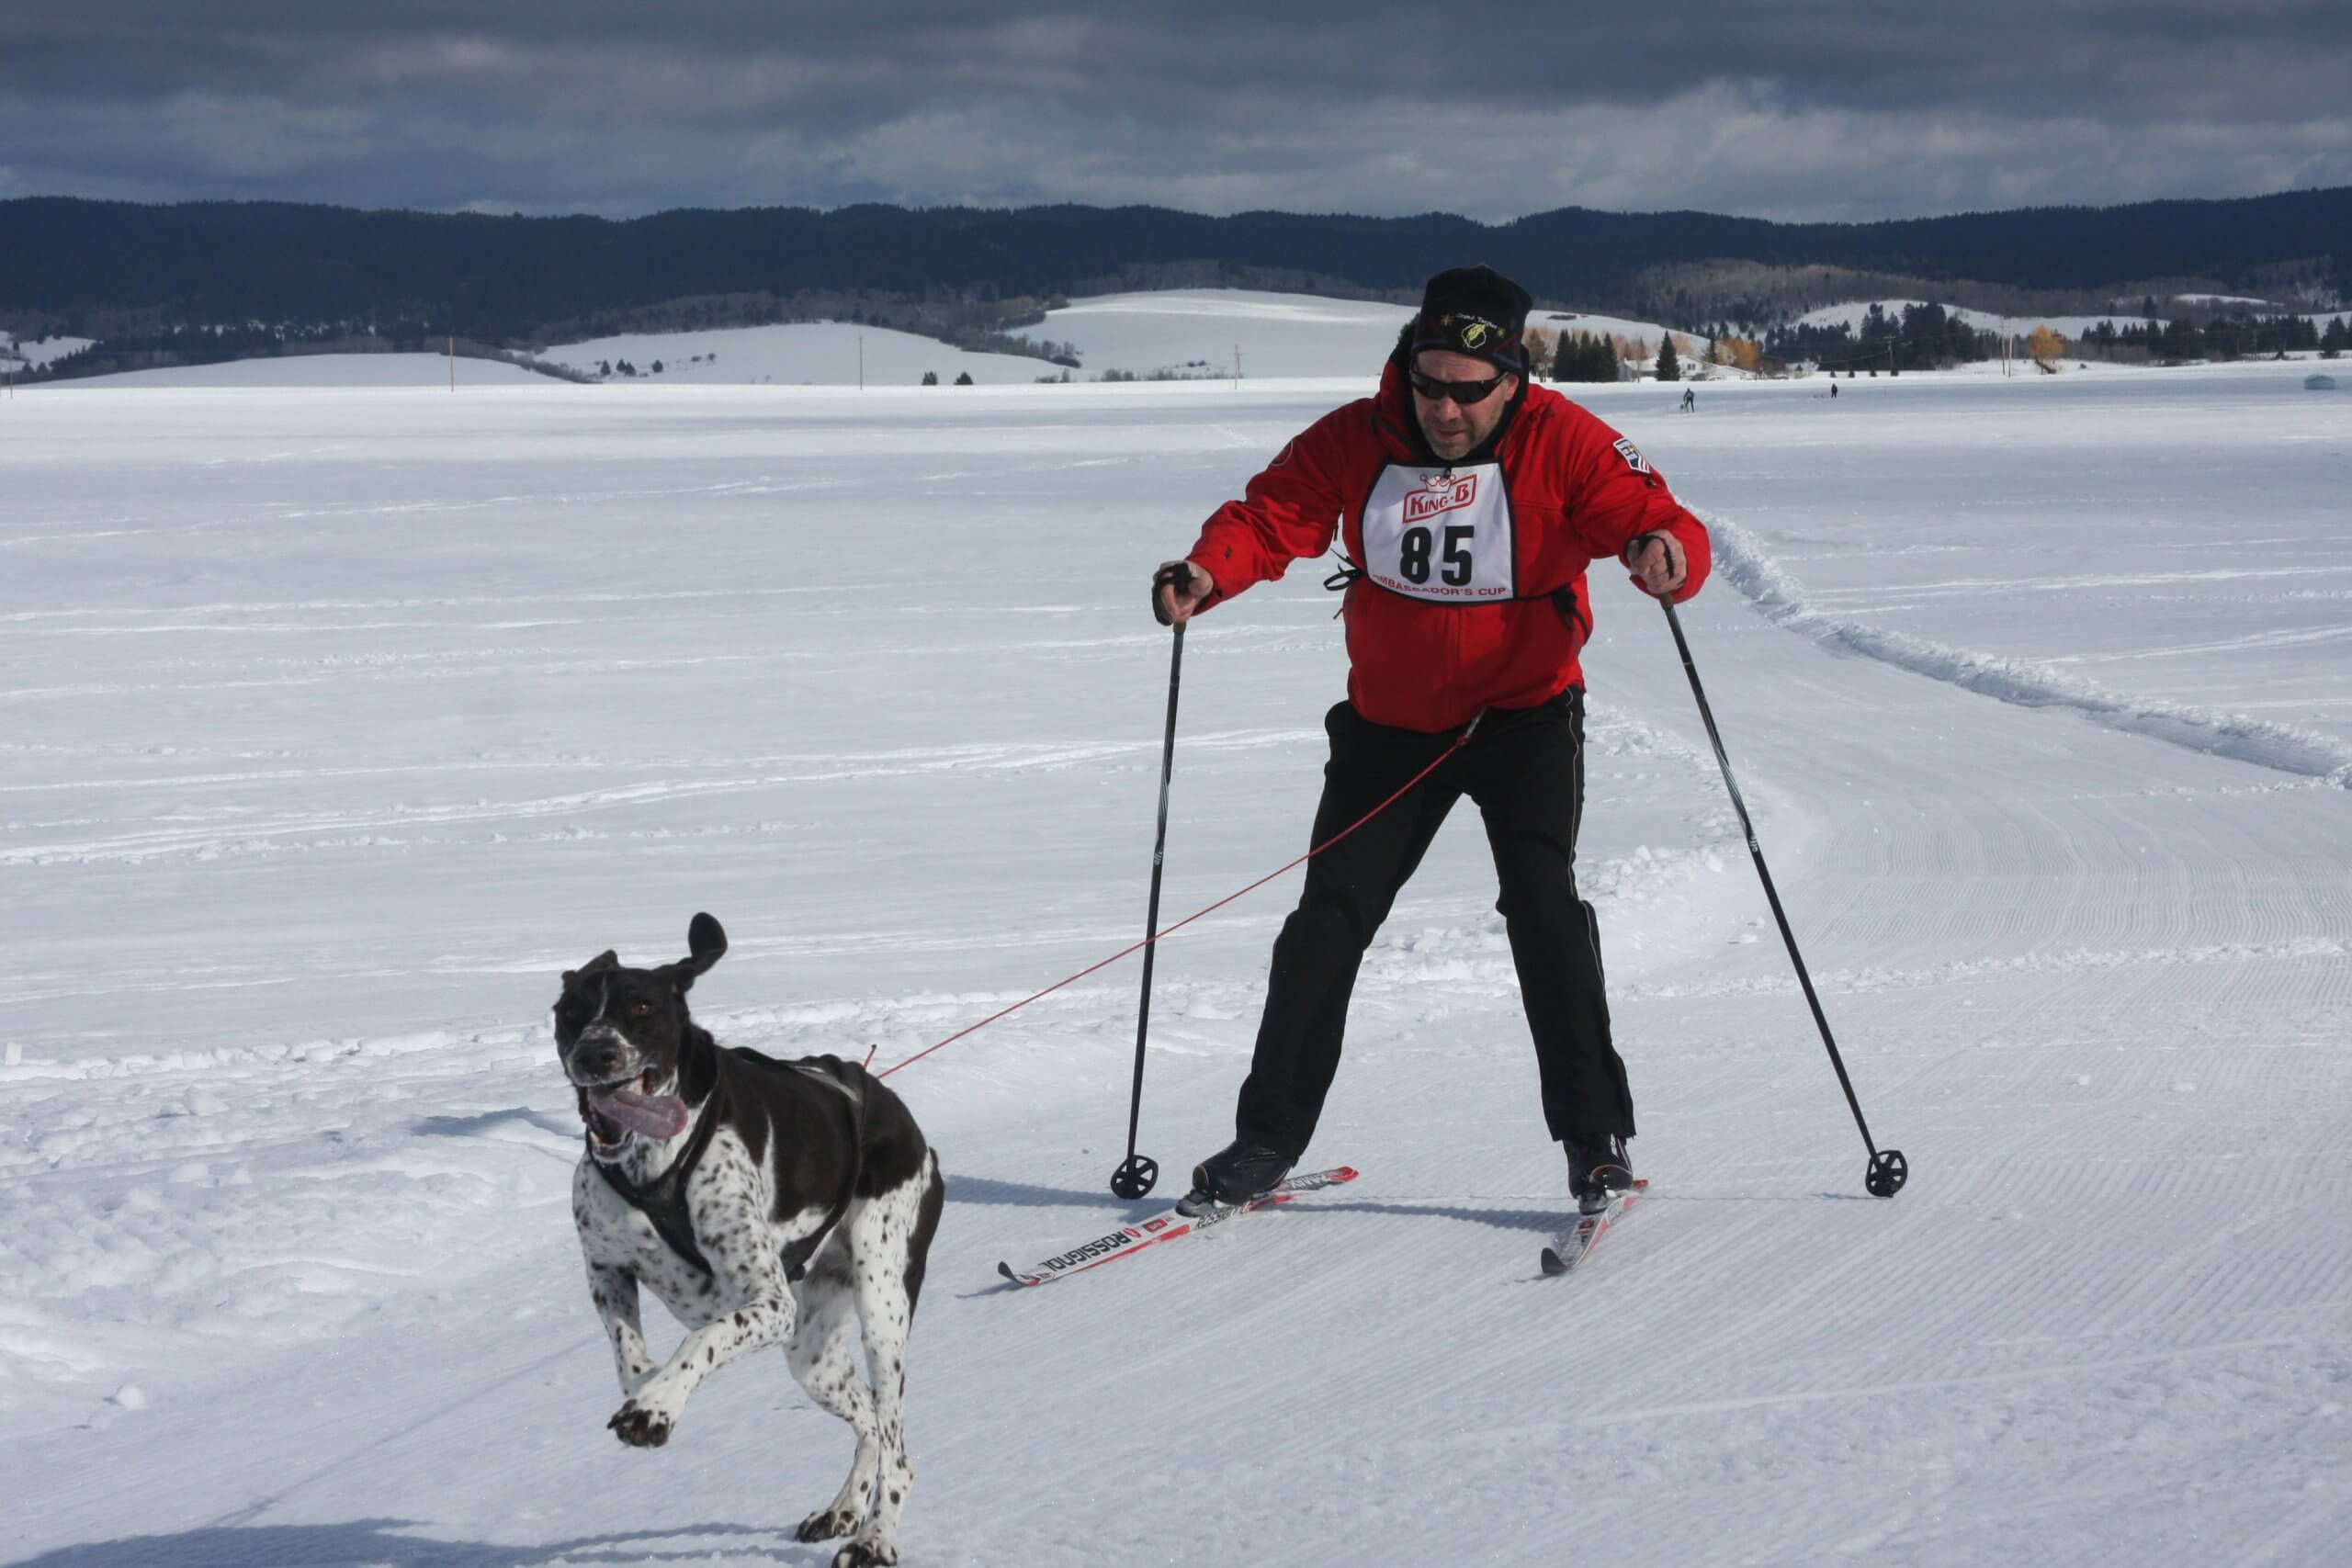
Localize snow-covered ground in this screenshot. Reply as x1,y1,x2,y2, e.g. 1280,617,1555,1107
3,351,2347,1566
38,352,554,389
536,290,1435,386
534,289,1690,387
536,321,1066,389
1803,295,2352,344
21,288,1668,394
1034,288,1414,378
0,333,96,370
1795,299,2172,338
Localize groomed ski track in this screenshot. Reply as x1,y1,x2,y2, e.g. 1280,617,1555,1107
3,367,2346,1566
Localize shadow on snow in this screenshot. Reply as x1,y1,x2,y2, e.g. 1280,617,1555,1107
8,1519,818,1568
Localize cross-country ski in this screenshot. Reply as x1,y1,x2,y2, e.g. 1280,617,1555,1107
1539,1179,1647,1277
997,1167,1359,1287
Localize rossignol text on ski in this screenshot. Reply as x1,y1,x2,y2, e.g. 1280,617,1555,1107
998,1167,1358,1287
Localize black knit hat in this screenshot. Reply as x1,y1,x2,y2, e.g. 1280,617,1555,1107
1409,264,1533,372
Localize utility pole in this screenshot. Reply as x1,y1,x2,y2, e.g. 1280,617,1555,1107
1233,342,1241,390
858,335,865,391
448,335,456,391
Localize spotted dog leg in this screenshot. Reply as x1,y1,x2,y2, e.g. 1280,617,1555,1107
585,1262,660,1398
607,1284,797,1449
786,1247,882,1544
831,1153,944,1568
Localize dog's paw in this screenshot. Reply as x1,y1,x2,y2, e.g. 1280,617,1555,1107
606,1399,673,1448
832,1539,898,1568
796,1506,859,1543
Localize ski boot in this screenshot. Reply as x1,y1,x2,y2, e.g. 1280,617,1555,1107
1564,1132,1634,1214
1177,1140,1294,1217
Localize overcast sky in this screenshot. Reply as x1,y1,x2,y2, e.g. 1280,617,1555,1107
4,2,2346,223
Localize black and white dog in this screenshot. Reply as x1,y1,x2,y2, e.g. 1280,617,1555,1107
554,913,944,1568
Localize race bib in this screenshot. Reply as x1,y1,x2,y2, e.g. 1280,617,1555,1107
1361,464,1516,602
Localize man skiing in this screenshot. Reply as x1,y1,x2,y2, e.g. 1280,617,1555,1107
1150,264,1711,1218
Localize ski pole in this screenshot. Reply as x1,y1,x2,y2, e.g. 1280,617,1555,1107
1652,584,1908,1198
1109,604,1187,1200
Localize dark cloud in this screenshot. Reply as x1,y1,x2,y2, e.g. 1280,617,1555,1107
1,4,2346,220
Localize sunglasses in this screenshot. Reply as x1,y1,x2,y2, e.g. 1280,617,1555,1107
1409,367,1511,405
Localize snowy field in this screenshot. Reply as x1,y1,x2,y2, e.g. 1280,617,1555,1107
44,288,1697,395
30,353,550,390
535,321,1063,389
0,333,96,370
1794,299,2164,338
1799,296,2352,342
3,351,2347,1566
537,290,1685,388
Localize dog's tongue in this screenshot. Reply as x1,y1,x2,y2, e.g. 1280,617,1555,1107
594,1087,688,1141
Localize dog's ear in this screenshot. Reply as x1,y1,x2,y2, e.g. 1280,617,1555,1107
668,912,728,991
563,950,620,986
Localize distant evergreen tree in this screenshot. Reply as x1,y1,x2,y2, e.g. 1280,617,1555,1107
1543,331,1622,383
954,371,974,386
1589,333,1621,381
922,370,939,385
1656,333,1681,382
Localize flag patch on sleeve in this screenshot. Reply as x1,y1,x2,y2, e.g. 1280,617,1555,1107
1611,437,1650,474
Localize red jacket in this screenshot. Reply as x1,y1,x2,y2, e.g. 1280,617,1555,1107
1187,360,1713,733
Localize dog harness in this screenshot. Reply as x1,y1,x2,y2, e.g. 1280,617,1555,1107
592,1054,868,1285
592,1087,728,1279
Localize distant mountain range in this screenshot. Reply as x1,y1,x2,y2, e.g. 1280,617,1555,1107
3,190,2344,373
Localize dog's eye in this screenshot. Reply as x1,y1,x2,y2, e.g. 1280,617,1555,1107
628,1001,653,1020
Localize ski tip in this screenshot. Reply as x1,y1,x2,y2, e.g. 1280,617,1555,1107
1539,1247,1567,1276
1331,1165,1361,1181
995,1261,1019,1283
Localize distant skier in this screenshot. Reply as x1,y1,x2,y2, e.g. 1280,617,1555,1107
1150,265,1713,1219
1681,386,1696,412
1830,381,1838,399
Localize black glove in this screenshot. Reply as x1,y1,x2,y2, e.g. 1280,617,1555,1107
1151,562,1199,626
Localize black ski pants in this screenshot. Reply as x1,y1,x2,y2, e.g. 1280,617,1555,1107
1233,689,1634,1158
